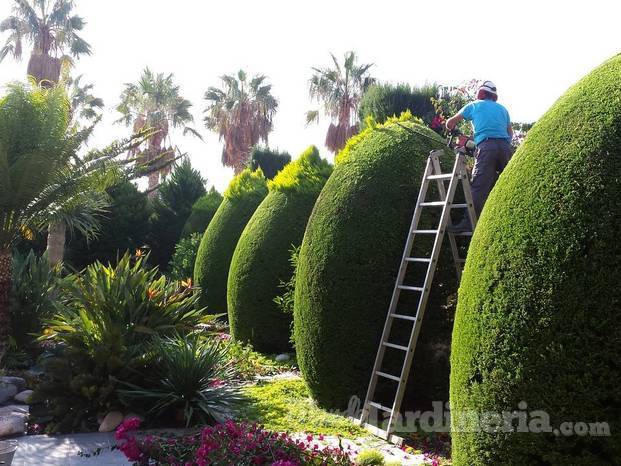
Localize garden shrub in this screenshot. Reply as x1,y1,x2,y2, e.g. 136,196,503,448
9,250,61,350
228,147,332,353
194,169,268,313
148,159,207,270
249,145,292,179
359,83,438,128
450,54,621,465
167,233,202,281
66,180,150,269
294,116,458,409
181,187,223,237
32,253,204,433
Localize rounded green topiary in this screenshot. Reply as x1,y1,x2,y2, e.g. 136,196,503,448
294,116,458,409
182,187,223,236
450,55,621,465
228,146,332,354
193,169,268,313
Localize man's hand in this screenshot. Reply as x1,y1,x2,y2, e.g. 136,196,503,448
446,114,463,131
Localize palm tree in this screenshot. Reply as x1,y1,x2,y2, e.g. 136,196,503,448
65,73,104,125
0,82,139,356
0,0,91,84
306,51,375,153
204,70,278,174
40,73,104,266
116,68,201,196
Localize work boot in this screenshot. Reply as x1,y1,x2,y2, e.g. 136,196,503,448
447,218,472,234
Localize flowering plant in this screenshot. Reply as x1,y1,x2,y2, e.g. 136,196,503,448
116,418,355,465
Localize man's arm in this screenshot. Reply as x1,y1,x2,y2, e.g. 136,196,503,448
446,113,464,131
507,123,514,138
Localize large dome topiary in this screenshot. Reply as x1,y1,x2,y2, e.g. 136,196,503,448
228,146,332,354
450,55,621,465
193,169,268,313
294,116,458,409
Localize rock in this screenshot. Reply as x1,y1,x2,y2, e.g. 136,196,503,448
275,353,290,362
0,384,17,404
0,377,26,391
13,390,33,404
98,411,124,432
0,405,29,438
24,366,45,380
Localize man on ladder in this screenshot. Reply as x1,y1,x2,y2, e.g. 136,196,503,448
445,81,514,233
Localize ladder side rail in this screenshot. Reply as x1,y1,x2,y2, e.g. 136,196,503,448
384,155,464,436
430,153,463,280
359,155,436,425
458,154,478,229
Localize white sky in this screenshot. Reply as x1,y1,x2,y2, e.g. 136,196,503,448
0,0,620,192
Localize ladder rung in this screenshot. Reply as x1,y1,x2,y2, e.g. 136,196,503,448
368,401,393,413
453,231,473,236
427,174,452,180
390,313,417,321
412,229,438,234
404,257,431,263
382,342,409,351
456,259,466,263
451,203,468,209
397,285,424,292
419,201,445,207
376,371,401,382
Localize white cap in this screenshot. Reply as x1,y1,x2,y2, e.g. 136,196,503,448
479,81,497,95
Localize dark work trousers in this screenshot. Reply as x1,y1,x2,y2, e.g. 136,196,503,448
471,138,514,217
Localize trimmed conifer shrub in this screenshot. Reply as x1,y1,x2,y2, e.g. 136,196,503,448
228,146,332,354
182,187,223,236
358,83,438,128
450,55,621,465
249,146,292,179
294,115,457,409
194,169,268,313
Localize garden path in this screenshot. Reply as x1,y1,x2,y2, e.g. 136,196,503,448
12,432,129,466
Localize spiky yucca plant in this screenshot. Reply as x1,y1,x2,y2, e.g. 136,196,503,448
120,333,241,427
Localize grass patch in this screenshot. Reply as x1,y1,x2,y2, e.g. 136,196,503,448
238,377,365,436
224,338,296,381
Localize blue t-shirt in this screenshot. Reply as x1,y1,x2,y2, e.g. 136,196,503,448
460,100,511,145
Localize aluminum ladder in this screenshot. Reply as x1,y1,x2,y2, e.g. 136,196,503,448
357,149,478,442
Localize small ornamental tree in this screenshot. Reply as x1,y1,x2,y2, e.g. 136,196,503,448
450,55,621,465
182,187,223,237
193,169,268,313
228,146,332,353
294,115,457,409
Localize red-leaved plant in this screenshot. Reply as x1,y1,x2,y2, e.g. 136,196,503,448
116,417,355,466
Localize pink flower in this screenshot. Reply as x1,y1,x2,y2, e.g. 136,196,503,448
114,417,141,441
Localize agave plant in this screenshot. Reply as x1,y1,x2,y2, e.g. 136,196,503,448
119,333,242,426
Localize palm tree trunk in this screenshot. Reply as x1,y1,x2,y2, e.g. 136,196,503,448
46,222,66,266
147,170,160,199
27,53,62,86
0,248,11,359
